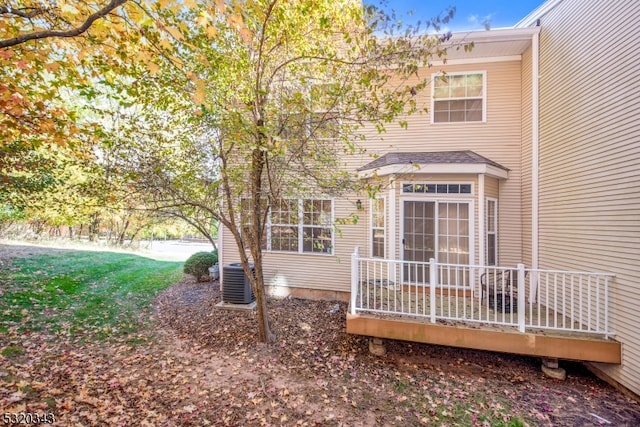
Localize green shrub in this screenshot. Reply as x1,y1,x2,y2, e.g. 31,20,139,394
183,251,218,282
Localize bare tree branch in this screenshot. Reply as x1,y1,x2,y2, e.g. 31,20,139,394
0,6,46,19
0,0,128,49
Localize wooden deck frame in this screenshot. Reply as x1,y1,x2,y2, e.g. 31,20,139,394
347,313,621,364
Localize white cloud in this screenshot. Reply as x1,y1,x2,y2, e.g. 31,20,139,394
467,13,495,30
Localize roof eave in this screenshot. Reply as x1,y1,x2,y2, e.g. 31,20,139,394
439,26,540,61
448,26,540,44
358,163,509,180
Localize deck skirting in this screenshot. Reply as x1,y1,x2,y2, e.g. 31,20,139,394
346,313,621,364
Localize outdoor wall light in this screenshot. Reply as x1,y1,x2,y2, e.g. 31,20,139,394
355,199,363,210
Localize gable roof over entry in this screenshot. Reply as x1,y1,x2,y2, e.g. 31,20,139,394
357,150,509,179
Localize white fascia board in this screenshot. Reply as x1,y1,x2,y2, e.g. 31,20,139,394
448,27,540,44
430,55,523,66
358,163,509,180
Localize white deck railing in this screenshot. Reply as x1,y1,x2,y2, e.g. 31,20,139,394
350,248,614,337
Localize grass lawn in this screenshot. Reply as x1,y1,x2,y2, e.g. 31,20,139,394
0,250,182,344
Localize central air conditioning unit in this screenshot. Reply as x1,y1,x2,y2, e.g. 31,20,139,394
222,263,255,304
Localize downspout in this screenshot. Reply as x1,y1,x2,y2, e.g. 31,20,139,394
531,29,540,301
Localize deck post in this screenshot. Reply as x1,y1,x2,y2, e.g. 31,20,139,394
517,263,526,333
604,276,610,339
429,258,436,323
350,247,359,315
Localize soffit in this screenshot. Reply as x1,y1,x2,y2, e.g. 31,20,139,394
441,27,539,61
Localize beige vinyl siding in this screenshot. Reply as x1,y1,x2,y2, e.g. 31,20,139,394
484,177,499,199
534,0,640,395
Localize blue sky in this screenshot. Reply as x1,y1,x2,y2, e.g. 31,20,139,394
369,0,545,31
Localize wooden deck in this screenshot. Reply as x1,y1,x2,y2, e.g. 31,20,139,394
350,256,619,364
346,313,621,364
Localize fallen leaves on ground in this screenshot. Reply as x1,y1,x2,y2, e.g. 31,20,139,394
2,276,640,426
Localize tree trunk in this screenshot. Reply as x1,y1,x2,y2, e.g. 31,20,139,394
248,141,275,343
88,214,100,242
117,217,130,246
250,245,276,343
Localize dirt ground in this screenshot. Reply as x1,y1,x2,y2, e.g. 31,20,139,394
1,243,640,426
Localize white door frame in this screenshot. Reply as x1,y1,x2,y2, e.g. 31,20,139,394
399,196,475,285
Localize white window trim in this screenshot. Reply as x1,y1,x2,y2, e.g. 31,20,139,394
279,81,341,142
486,197,498,266
400,182,474,196
266,198,335,256
430,71,487,124
370,196,386,258
399,196,475,288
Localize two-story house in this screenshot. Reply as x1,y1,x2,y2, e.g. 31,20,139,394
219,0,640,398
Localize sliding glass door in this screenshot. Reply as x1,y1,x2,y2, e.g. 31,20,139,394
403,201,470,284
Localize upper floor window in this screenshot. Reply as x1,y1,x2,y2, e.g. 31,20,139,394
432,72,485,123
278,82,341,142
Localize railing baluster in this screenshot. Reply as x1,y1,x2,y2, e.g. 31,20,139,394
570,275,575,330
386,264,395,310
517,264,525,332
420,272,427,316
429,258,436,323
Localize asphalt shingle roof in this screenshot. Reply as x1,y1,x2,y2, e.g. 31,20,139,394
357,150,509,172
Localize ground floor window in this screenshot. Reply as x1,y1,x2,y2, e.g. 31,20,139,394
268,198,333,255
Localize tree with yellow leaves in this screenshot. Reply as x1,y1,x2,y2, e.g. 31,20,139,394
99,0,459,343
3,0,461,344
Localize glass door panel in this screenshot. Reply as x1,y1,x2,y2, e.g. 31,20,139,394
403,201,470,286
403,201,435,283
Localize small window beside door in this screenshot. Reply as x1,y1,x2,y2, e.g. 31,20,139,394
486,198,498,266
371,198,385,258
